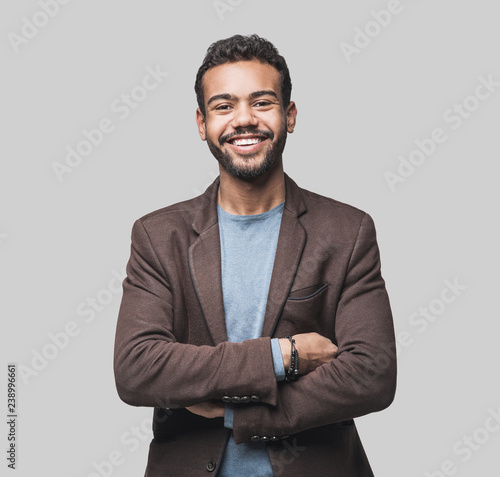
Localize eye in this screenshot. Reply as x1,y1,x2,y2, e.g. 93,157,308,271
214,104,232,111
254,100,271,107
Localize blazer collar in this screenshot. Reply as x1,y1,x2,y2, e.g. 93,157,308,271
188,173,307,345
191,173,307,233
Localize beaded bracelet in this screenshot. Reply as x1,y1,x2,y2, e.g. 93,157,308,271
285,335,299,382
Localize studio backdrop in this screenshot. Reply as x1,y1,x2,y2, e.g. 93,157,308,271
1,1,499,476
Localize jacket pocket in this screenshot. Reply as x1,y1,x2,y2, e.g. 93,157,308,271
287,282,329,301
277,283,331,335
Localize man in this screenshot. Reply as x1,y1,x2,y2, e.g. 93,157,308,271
114,34,396,476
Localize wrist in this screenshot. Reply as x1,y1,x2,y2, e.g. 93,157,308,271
279,338,291,369
284,336,299,381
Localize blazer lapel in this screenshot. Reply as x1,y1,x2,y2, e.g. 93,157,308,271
187,174,308,343
188,178,228,345
261,174,307,337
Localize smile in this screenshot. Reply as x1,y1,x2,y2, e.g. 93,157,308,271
227,135,267,147
231,137,265,146
225,136,269,155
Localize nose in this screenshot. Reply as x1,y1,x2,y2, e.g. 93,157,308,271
231,103,258,129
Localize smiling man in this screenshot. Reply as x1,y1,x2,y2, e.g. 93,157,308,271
114,34,396,476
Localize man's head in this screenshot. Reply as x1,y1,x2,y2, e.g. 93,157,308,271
195,35,297,180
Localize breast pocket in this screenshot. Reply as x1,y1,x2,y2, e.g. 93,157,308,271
287,282,329,301
277,283,330,335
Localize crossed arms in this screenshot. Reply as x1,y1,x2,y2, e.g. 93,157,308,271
114,213,397,443
186,333,339,419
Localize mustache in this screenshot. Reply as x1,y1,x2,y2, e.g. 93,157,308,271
219,129,274,146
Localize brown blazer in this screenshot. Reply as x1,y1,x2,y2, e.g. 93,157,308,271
114,174,397,476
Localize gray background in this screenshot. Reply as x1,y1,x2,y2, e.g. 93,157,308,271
1,1,499,475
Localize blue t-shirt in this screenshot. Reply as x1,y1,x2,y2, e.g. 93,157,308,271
217,201,285,477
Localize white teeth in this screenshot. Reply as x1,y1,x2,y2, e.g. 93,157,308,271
232,137,263,146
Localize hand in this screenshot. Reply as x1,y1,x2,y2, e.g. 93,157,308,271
279,332,338,376
185,400,225,419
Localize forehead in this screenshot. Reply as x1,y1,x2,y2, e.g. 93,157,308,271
202,60,282,102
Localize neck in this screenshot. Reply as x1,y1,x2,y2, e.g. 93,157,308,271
217,160,285,215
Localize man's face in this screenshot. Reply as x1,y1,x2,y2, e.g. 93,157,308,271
196,60,296,180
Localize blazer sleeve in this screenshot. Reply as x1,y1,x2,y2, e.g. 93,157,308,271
113,218,279,409
232,213,397,443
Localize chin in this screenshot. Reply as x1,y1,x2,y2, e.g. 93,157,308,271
226,160,277,180
208,137,283,180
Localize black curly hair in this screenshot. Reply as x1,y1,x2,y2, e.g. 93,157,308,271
195,34,292,117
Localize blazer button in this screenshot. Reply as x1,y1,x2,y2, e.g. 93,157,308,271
250,435,261,442
205,460,216,472
260,436,269,442
240,395,251,403
270,436,280,441
221,395,232,403
250,395,261,403
231,396,241,404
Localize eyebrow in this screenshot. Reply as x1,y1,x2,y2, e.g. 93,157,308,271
207,90,279,107
250,90,278,100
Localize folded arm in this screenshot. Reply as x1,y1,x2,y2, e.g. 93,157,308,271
113,219,280,409
231,213,397,443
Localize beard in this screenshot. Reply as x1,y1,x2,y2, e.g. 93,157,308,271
206,126,287,180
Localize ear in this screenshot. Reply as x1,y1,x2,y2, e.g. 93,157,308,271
196,108,207,141
285,101,297,133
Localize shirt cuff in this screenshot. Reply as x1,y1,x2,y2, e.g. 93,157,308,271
224,404,234,429
271,338,286,381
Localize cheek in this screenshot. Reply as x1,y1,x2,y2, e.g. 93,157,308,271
265,114,286,133
206,118,230,140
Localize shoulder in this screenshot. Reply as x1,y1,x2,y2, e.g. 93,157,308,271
294,183,371,236
138,194,202,225
299,186,366,219
285,178,380,247
130,191,211,245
